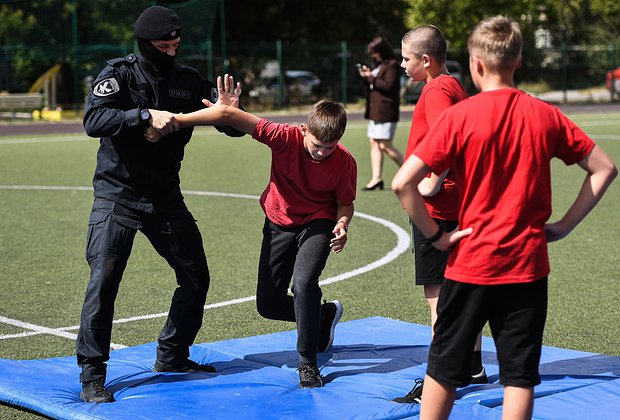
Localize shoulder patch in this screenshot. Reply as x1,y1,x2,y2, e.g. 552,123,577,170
93,78,121,97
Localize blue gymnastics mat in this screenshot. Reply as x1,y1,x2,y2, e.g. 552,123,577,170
1,317,619,419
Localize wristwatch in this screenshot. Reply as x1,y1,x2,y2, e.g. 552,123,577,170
139,108,151,126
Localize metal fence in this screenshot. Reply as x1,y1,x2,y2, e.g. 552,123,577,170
1,0,619,110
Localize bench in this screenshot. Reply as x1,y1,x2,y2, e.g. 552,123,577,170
0,93,44,119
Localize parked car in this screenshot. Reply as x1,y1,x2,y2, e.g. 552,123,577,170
249,70,322,106
606,67,620,99
401,60,464,103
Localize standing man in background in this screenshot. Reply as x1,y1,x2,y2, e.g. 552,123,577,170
77,5,243,403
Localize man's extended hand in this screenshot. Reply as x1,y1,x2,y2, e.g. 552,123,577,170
149,109,179,135
144,126,161,142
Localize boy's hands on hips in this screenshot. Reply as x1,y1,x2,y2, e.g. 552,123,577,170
433,227,473,251
544,221,570,243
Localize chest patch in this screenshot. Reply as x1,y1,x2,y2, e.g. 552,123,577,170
169,89,192,100
93,78,120,97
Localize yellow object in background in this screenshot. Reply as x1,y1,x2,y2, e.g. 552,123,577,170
32,108,63,121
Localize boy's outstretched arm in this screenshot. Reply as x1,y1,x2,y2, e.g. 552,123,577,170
545,145,617,242
175,105,260,135
392,155,472,251
330,202,354,254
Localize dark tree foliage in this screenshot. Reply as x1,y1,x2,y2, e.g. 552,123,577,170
215,0,410,45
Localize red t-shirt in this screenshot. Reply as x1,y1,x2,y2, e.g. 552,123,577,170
414,88,595,285
404,75,468,220
253,119,357,227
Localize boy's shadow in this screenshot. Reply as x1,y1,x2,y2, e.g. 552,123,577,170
109,344,620,398
109,343,431,393
245,343,431,384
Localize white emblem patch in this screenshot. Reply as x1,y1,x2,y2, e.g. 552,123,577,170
93,78,120,97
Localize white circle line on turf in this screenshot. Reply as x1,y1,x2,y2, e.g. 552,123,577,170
0,185,410,346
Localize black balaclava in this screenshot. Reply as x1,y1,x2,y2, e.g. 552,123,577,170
137,38,179,75
134,6,182,75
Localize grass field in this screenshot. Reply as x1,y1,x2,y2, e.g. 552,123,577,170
0,107,619,419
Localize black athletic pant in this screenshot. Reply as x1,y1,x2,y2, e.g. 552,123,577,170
76,198,210,382
256,218,333,365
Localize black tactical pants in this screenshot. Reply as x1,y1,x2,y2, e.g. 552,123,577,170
76,198,210,382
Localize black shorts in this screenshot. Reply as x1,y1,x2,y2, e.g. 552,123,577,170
410,218,459,286
427,277,548,388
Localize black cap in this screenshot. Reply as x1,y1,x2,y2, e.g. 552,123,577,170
134,6,181,40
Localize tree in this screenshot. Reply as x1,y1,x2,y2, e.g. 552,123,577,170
216,0,410,45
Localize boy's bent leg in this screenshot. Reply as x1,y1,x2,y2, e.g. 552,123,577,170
256,218,297,322
318,299,343,353
419,374,456,420
502,386,534,420
292,219,333,364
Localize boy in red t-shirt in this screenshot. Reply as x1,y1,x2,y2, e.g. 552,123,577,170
392,25,486,405
392,16,617,419
168,92,356,389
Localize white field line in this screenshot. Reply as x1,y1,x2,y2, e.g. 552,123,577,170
591,134,620,140
0,185,409,348
0,136,88,145
578,120,620,127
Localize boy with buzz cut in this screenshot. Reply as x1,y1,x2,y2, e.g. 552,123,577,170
392,15,617,420
392,24,486,405
158,83,356,389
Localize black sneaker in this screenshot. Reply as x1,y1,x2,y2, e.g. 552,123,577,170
392,378,424,404
298,362,323,388
470,367,488,384
81,378,115,403
318,300,343,353
153,358,216,373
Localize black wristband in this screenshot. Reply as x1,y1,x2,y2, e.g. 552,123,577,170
426,227,443,243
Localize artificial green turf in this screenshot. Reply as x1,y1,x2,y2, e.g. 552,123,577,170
0,111,618,418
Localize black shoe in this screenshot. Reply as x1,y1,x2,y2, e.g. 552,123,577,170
363,179,384,191
470,367,488,384
319,300,343,353
81,378,115,403
392,378,423,404
298,362,323,388
153,358,216,373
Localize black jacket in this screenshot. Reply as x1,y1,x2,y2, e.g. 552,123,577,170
83,54,243,213
363,59,401,123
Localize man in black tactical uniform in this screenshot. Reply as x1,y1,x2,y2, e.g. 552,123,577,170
77,5,244,403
